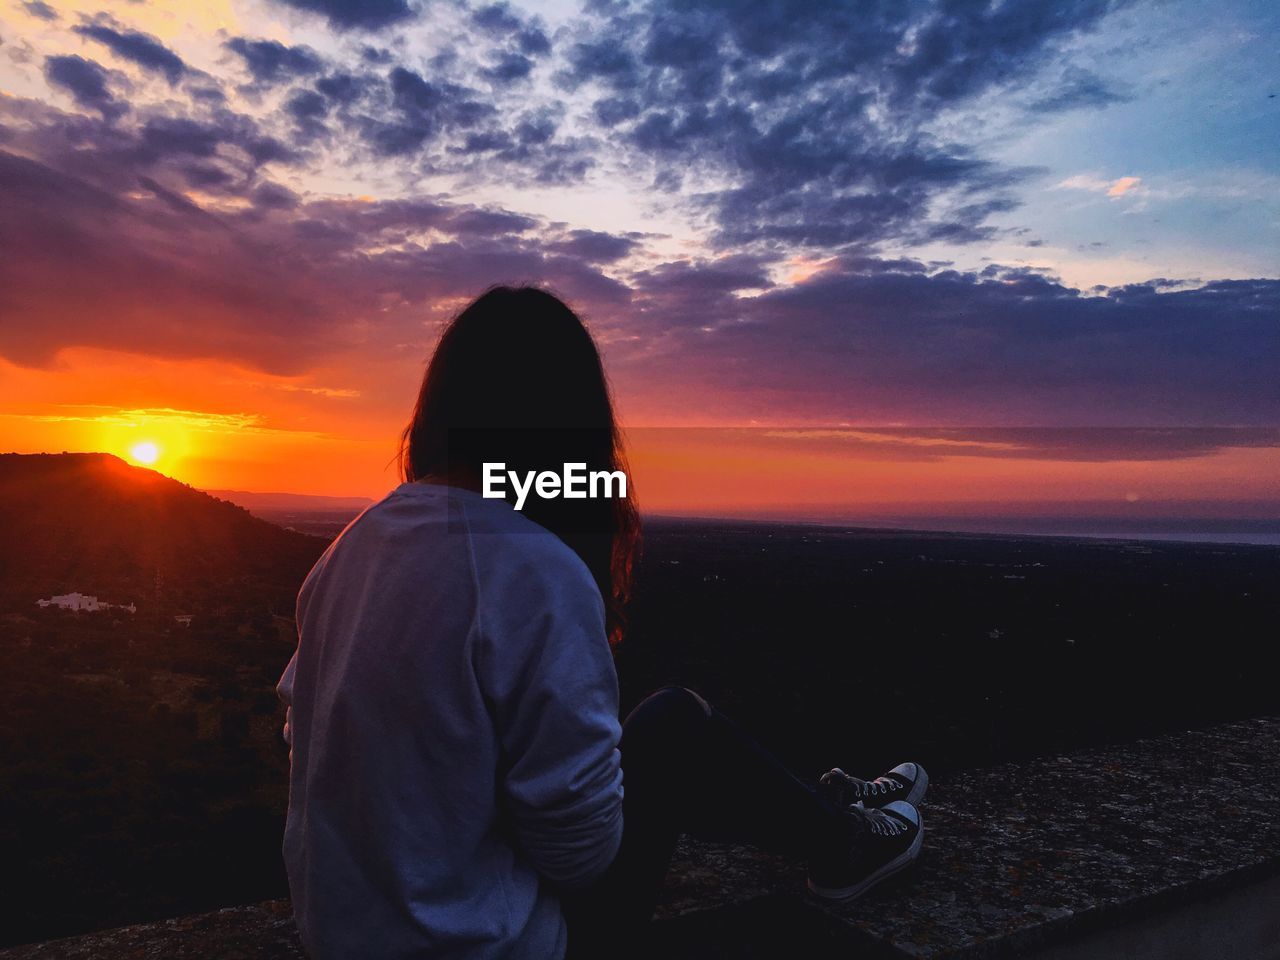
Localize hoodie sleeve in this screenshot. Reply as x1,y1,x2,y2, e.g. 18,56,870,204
278,564,318,758
277,650,297,753
473,536,624,889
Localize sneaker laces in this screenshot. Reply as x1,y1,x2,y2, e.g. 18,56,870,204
859,806,911,837
821,768,905,802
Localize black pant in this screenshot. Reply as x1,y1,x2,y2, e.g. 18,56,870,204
561,687,856,957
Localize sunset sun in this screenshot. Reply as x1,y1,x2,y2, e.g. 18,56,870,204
130,441,160,466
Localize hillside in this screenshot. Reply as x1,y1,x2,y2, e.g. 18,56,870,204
202,488,372,539
0,454,324,946
202,489,373,514
0,453,327,614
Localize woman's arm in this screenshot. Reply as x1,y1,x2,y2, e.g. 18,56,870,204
475,542,625,888
277,650,296,754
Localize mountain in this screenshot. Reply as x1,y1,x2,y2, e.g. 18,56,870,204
201,488,373,539
0,453,327,614
203,489,374,514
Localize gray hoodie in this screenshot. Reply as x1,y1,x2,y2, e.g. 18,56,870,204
278,482,623,959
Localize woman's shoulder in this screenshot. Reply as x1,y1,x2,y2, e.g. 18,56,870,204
343,482,596,602
448,493,598,605
467,503,591,579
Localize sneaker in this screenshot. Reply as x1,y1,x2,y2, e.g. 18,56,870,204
806,800,924,902
819,761,929,808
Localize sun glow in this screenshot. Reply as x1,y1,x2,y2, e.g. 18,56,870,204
130,441,161,465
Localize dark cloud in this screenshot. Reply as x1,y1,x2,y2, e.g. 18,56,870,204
293,196,537,240
482,51,534,84
632,254,774,303
547,230,641,264
102,16,568,186
361,45,395,65
888,1,1120,105
284,88,329,141
137,173,221,219
180,163,234,188
592,96,640,127
72,18,187,85
43,55,126,120
0,148,311,369
558,0,1123,250
225,37,322,85
188,84,227,105
315,71,373,104
1033,65,1131,112
137,116,222,159
286,89,328,121
458,129,512,153
22,1,58,21
433,106,589,184
471,3,522,34
730,427,1280,464
614,255,1280,425
518,28,552,57
0,91,303,218
388,67,489,125
131,113,299,169
929,427,1280,463
0,129,628,374
471,4,551,56
252,180,300,210
513,112,555,146
270,0,415,31
362,66,494,156
565,38,637,83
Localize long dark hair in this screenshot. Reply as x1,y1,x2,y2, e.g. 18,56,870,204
400,285,640,645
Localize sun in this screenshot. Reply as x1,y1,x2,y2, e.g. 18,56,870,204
130,441,161,465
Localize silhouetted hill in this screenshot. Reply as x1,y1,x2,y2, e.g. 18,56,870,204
203,489,373,515
202,488,372,539
0,454,323,946
0,453,326,614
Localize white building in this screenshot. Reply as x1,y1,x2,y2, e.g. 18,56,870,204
38,592,101,611
36,592,136,614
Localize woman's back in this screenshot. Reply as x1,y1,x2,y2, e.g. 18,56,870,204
279,481,624,960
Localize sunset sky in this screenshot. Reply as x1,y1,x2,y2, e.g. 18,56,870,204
1,0,1277,514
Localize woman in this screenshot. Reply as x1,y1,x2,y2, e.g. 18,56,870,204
278,286,926,959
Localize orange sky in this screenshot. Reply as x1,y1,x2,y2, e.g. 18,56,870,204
623,430,1280,518
3,348,1278,515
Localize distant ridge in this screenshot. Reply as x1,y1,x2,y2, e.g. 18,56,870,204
0,453,326,612
204,489,374,514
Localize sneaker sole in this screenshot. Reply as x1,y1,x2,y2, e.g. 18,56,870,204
905,764,929,807
805,810,925,902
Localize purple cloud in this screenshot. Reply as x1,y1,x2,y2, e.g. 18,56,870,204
269,0,415,31
73,18,187,85
43,55,126,120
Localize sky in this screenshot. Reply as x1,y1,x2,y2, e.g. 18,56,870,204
0,0,1277,514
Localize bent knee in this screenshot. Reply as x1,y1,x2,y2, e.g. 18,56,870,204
646,685,712,716
624,685,713,733
620,686,715,774
672,685,712,716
